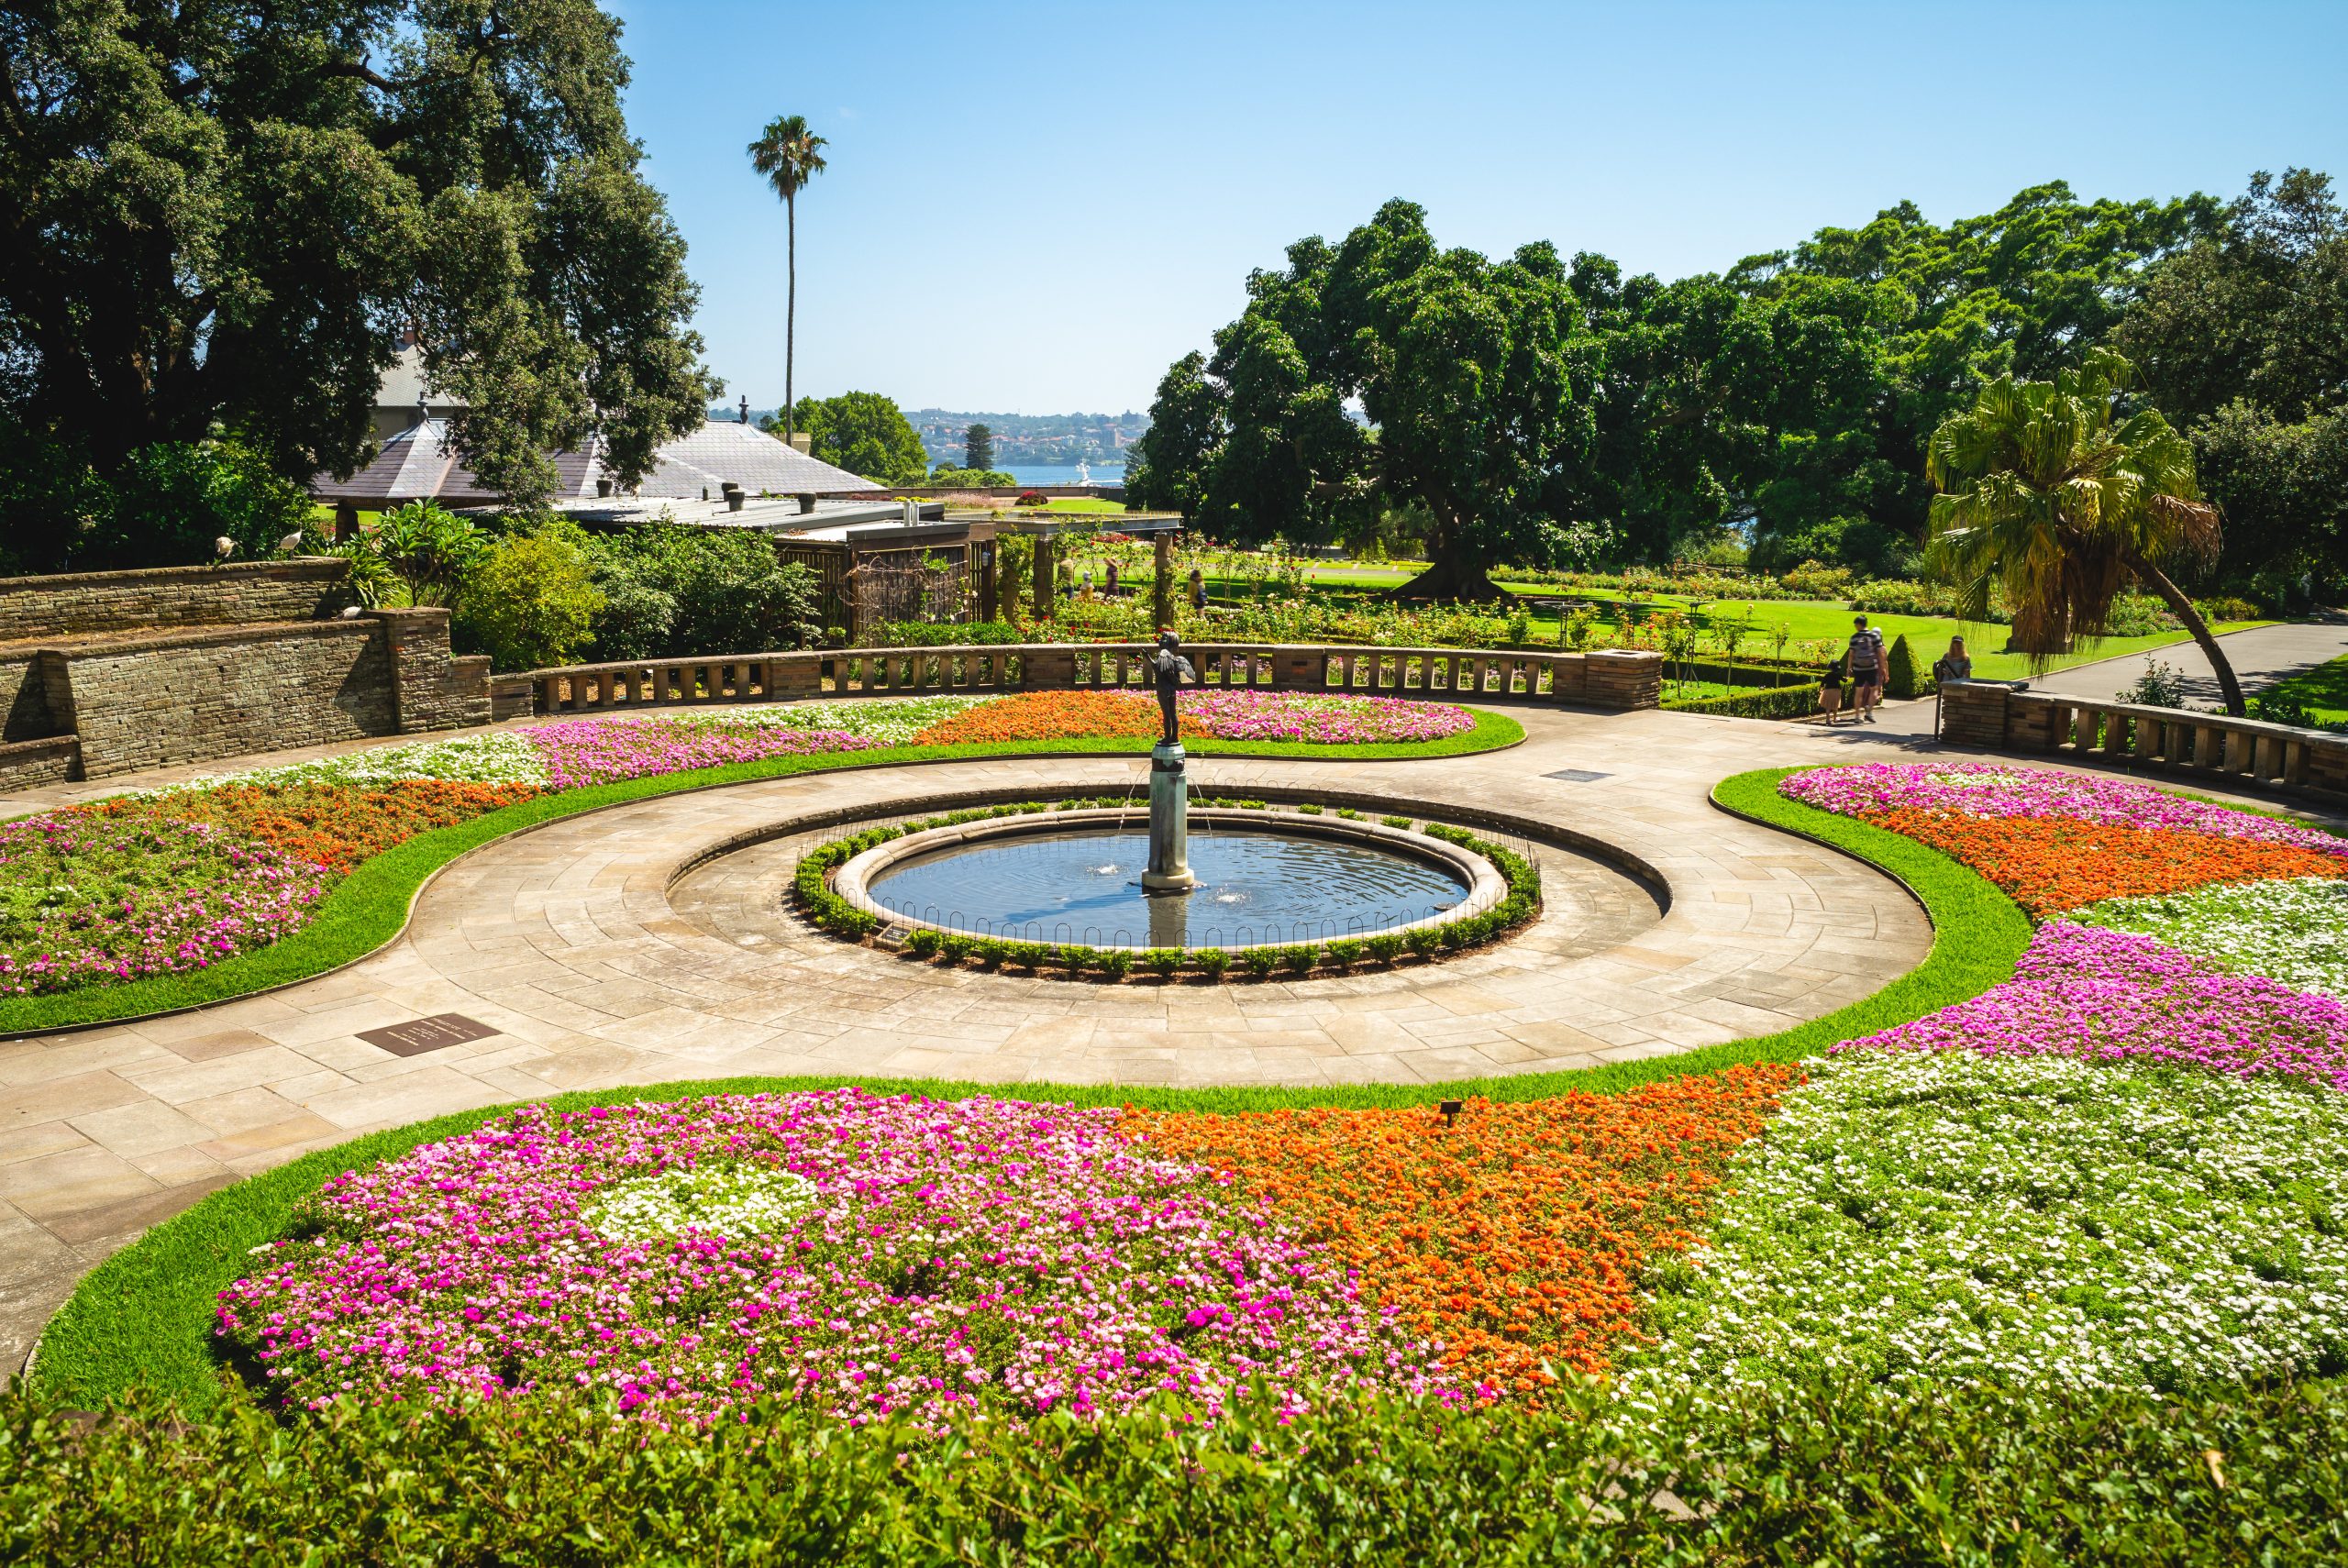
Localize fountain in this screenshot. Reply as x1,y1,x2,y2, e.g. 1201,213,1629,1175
836,632,1512,951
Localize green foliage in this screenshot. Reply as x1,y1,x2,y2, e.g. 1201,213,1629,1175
0,1,712,503
0,425,316,576
873,619,1027,646
1279,944,1320,975
8,1376,2348,1564
585,524,822,659
1882,632,1922,699
930,464,1017,486
1322,938,1364,969
1380,814,1413,829
1242,947,1280,977
1145,948,1183,979
1095,948,1135,979
774,391,928,484
902,928,942,958
1365,933,1406,966
365,502,488,609
964,423,994,471
1193,947,1230,978
452,522,604,671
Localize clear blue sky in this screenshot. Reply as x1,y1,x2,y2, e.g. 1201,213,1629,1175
610,0,2347,417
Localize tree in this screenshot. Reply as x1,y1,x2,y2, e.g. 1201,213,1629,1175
964,424,994,470
747,115,829,446
0,0,715,510
454,522,604,671
1925,348,2244,713
2118,169,2348,599
773,392,927,485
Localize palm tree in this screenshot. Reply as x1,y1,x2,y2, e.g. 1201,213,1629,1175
747,115,829,445
1924,347,2244,714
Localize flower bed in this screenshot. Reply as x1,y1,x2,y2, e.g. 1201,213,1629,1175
0,815,329,996
88,780,541,875
2077,877,2348,1001
903,690,1477,747
1626,1051,2348,1400
1132,1066,1797,1393
216,1089,1455,1426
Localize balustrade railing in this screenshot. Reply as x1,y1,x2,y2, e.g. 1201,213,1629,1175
521,641,1666,717
1940,682,2348,804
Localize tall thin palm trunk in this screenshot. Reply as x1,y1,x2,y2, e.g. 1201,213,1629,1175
785,193,796,444
2121,547,2247,715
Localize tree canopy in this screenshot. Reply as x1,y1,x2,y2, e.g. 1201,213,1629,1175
0,0,714,511
771,392,927,485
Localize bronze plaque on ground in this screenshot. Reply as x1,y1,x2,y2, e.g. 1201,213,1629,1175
358,1013,501,1056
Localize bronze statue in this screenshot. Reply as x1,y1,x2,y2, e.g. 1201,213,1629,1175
1151,629,1194,747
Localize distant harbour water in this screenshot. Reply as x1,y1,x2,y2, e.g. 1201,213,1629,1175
1000,462,1125,487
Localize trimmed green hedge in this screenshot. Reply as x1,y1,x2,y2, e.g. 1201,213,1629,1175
1664,681,1824,719
0,712,1524,1037
5,1376,2342,1562
32,767,2027,1411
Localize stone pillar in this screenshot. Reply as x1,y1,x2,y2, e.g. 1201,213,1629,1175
1143,742,1195,891
1583,649,1664,710
1152,531,1176,633
1032,536,1055,622
1937,681,2010,748
371,607,491,733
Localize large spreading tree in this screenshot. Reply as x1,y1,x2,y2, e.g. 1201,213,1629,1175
0,0,714,513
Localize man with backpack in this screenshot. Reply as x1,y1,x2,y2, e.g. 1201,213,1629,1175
1846,615,1887,723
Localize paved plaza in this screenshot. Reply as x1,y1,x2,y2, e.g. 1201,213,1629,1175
0,698,2332,1369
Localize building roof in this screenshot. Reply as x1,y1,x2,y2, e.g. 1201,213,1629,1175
313,418,880,507
635,421,880,499
376,346,465,414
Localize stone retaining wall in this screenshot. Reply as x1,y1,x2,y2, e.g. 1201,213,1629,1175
0,559,352,644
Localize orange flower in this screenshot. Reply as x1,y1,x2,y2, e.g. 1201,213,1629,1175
83,779,538,874
1866,809,2345,919
912,690,1199,745
1128,1065,1799,1394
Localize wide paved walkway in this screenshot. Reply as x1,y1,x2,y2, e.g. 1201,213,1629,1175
0,700,2333,1370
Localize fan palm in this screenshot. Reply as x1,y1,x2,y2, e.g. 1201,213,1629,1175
1925,347,2243,714
747,115,829,444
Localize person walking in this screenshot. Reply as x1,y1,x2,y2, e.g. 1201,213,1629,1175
1846,614,1887,723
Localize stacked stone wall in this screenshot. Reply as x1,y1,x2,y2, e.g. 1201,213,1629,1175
0,559,352,643
50,622,395,778
0,658,52,742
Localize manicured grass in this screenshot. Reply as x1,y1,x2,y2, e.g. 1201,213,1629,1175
2255,651,2348,725
1685,596,2274,681
1029,497,1129,514
0,713,1523,1037
31,764,2030,1411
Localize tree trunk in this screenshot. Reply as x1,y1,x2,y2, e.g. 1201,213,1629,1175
784,195,796,444
1389,517,1503,602
2121,547,2245,715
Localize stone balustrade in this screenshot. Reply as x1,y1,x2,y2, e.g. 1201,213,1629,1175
524,642,1666,717
1940,681,2348,805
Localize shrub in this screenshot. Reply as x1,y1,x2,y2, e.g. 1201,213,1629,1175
1323,939,1363,969
1335,808,1362,820
1883,633,1924,700
1777,558,1855,601
1407,927,1439,958
586,524,822,660
873,619,1026,647
1016,490,1049,507
1145,948,1183,979
973,938,1009,968
1194,947,1230,978
1664,683,1825,720
1242,947,1279,978
1296,803,1324,815
1005,941,1047,971
453,521,604,671
1366,933,1406,966
366,501,488,608
2103,591,2175,638
936,934,976,965
903,928,942,959
2198,593,2261,623
1095,948,1134,979
1382,814,1414,830
1280,944,1320,975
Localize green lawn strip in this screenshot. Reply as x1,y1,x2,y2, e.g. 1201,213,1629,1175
0,712,1524,1037
2254,650,2348,724
34,764,2032,1412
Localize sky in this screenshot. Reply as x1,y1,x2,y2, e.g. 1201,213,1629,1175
610,0,2348,417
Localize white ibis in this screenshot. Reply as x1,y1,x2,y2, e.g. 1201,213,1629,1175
214,536,236,560
277,530,305,557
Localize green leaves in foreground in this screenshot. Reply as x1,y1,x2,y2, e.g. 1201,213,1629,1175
3,1378,2343,1565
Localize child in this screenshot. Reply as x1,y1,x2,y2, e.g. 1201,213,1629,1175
1817,655,1846,724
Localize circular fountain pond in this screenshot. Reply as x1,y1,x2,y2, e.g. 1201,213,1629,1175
833,808,1505,950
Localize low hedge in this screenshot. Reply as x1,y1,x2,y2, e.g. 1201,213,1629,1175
0,713,1523,1037
1664,681,1825,719
798,801,1543,976
5,1377,2342,1563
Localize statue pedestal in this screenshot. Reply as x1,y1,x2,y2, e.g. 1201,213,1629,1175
1142,742,1195,892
